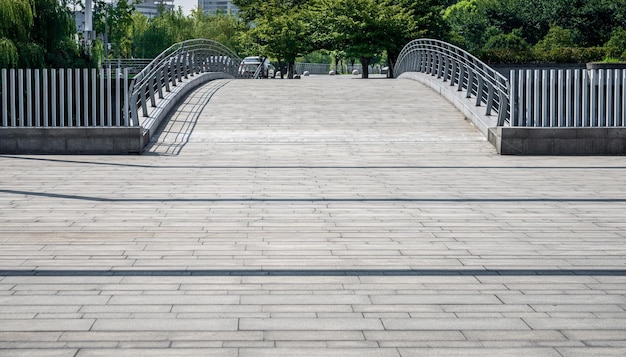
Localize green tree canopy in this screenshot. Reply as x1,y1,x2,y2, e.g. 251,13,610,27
1,0,93,68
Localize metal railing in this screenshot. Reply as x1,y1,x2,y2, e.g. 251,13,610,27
129,39,242,127
1,68,131,128
104,58,153,75
0,39,242,130
394,39,510,126
296,63,331,75
510,68,626,127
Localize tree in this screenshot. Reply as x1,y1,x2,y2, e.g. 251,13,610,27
189,8,245,53
1,0,94,68
236,0,314,78
0,0,33,67
443,0,497,53
605,27,626,60
32,0,84,67
317,0,414,78
94,0,137,59
481,30,531,63
387,0,449,76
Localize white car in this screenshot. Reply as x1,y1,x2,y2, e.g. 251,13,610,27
238,56,272,78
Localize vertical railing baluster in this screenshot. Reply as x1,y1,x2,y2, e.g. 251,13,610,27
549,69,556,127
509,70,517,126
566,69,572,127
157,68,164,99
149,75,156,107
83,69,88,127
466,71,474,99
59,69,65,127
18,69,24,127
26,69,32,127
164,66,171,92
518,70,525,126
557,70,564,127
140,82,148,118
1,69,7,127
591,70,598,126
91,68,96,127
116,68,121,126
75,68,80,126
582,69,589,127
123,68,129,126
177,55,183,82
574,70,581,127
10,69,16,127
525,70,532,126
51,70,57,127
457,66,465,92
107,67,112,126
450,61,457,87
534,70,540,127
170,59,177,87
542,70,549,127
476,76,484,106
614,69,621,126
485,83,494,116
99,68,105,127
67,69,73,127
598,70,605,126
35,69,41,127
621,69,626,126
604,70,613,126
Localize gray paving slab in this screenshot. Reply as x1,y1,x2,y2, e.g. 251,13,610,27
1,75,626,355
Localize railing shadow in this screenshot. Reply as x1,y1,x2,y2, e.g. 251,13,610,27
144,79,230,155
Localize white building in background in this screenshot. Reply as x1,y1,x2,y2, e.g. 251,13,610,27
135,0,175,18
198,0,238,15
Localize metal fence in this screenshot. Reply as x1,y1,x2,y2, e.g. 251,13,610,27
0,39,242,130
394,39,626,128
295,63,331,75
509,68,626,127
1,68,131,128
104,58,153,75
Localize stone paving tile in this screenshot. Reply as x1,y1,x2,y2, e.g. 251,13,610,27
239,348,401,357
398,348,562,356
1,76,626,355
0,350,78,357
76,349,238,357
91,318,239,331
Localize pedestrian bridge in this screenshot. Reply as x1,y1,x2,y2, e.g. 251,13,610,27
1,39,626,155
2,40,626,357
2,67,626,357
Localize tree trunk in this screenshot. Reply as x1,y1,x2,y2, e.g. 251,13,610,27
277,59,285,79
360,57,370,79
288,61,295,79
386,50,398,78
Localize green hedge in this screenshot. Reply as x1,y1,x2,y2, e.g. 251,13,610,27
481,46,608,64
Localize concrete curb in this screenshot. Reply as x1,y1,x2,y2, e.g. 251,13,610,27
0,127,145,154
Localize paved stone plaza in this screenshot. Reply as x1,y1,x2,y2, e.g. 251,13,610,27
1,76,626,356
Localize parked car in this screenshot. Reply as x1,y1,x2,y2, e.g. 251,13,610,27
239,56,272,78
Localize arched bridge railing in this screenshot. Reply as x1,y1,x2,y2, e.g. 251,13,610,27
129,39,242,128
394,39,510,126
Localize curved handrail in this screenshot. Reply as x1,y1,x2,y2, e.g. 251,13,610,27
394,39,510,126
128,39,242,126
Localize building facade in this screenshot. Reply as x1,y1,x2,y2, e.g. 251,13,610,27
198,0,238,15
135,0,175,18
